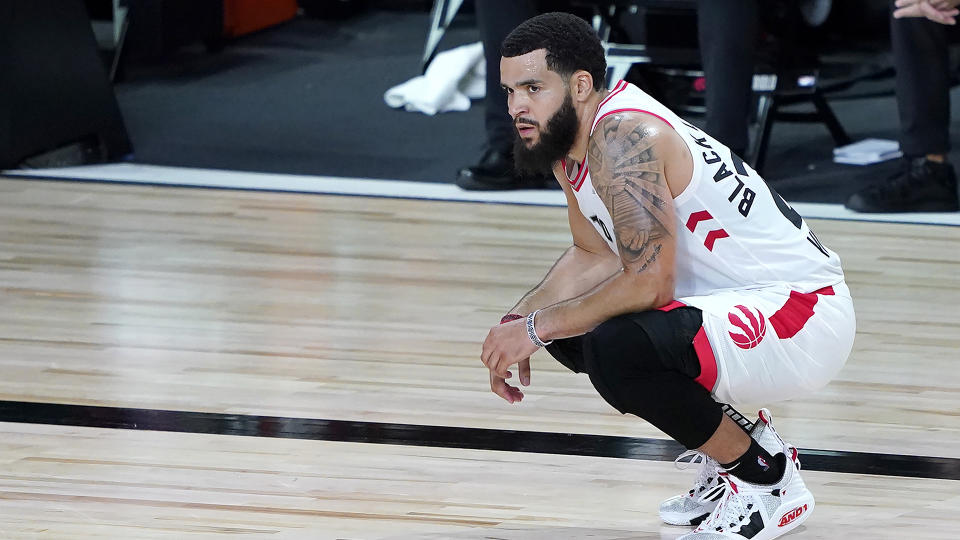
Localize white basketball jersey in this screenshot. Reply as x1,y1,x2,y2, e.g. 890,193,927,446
565,80,845,300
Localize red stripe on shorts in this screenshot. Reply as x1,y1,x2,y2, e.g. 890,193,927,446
657,300,687,312
692,327,718,393
657,300,718,393
769,286,835,339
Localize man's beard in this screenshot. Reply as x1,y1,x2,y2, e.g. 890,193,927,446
513,94,579,177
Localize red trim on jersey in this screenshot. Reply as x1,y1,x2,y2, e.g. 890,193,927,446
769,286,835,339
686,210,713,232
565,159,588,191
560,157,589,191
594,108,675,131
596,79,628,113
693,327,719,393
573,164,589,191
703,229,730,251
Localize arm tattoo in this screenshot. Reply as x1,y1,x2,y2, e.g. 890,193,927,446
589,115,676,271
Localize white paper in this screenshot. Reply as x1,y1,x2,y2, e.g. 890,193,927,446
833,138,902,165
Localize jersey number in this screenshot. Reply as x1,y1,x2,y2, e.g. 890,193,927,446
731,151,830,258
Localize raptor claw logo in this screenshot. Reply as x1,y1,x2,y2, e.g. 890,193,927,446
727,305,766,349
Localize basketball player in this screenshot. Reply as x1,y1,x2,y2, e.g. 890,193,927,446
478,13,856,540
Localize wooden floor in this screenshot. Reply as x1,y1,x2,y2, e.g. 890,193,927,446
1,177,958,538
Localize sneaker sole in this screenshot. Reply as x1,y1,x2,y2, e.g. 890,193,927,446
660,509,712,527
756,490,815,540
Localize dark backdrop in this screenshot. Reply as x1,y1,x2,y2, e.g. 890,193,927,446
110,1,960,203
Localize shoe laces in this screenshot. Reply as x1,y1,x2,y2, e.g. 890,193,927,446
675,451,724,503
697,475,754,533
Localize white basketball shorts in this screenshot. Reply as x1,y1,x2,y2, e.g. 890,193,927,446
675,281,855,404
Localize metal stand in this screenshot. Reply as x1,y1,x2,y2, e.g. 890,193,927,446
747,71,853,173
422,0,465,72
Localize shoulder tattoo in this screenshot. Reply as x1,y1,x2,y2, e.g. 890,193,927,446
589,115,676,271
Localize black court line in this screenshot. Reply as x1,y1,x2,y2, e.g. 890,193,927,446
1,401,958,481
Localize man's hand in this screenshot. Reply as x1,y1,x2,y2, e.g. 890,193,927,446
489,369,525,404
894,0,960,24
481,318,539,403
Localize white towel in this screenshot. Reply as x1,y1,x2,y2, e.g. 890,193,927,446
384,41,485,115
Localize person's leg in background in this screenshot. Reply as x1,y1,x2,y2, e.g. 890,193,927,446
696,0,758,159
893,0,950,162
456,0,549,190
846,0,959,212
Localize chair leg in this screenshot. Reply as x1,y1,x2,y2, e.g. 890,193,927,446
811,91,852,147
748,93,776,174
423,0,464,72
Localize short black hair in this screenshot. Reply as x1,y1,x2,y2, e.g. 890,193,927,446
500,12,606,92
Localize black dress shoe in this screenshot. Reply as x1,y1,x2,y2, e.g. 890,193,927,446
456,149,555,191
846,157,960,213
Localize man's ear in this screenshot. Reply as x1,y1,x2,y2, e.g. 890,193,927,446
572,70,595,101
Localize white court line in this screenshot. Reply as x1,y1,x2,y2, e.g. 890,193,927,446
4,163,960,227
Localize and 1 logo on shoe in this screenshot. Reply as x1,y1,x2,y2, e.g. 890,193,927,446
778,504,807,527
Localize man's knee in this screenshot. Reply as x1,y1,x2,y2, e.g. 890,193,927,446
583,315,660,414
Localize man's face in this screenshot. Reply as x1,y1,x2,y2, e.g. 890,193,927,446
500,49,580,175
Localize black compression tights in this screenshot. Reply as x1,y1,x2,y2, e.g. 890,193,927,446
545,307,725,449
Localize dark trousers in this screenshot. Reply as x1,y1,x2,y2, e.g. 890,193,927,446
891,0,952,156
696,0,758,155
476,0,538,154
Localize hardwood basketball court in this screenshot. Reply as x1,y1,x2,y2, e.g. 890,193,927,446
0,174,958,538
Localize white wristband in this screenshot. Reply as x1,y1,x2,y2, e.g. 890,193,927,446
526,310,553,348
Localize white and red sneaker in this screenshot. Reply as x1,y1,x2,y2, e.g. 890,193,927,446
659,409,802,527
659,451,725,526
676,442,814,540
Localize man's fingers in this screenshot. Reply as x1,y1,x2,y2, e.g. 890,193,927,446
893,4,957,23
480,338,490,368
894,1,959,22
489,371,523,403
489,352,514,379
930,0,958,8
893,5,923,17
489,352,501,378
480,331,495,368
925,3,958,23
519,358,531,386
922,2,947,19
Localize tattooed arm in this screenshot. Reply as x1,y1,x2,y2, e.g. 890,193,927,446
532,113,685,341
506,161,624,317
